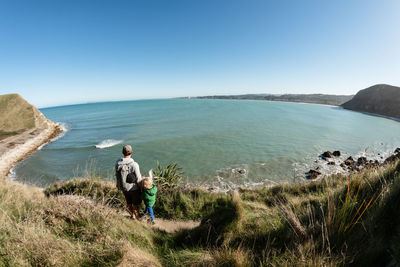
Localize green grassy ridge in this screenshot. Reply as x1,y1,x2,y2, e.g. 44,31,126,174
0,94,43,140
342,84,400,119
2,160,400,266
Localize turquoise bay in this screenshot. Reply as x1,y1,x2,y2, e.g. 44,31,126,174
12,99,400,189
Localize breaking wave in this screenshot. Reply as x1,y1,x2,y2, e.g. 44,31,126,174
95,139,123,149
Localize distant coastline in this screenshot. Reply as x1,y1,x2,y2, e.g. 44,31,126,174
185,93,353,106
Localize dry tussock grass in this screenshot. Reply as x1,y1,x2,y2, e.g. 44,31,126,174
1,159,399,266
165,249,215,267
117,241,161,267
0,178,157,266
0,179,80,266
212,245,254,267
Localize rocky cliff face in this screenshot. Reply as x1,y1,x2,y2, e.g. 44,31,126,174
0,94,53,140
341,84,400,119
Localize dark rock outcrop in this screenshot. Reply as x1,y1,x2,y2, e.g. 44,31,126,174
357,157,368,166
344,156,355,166
321,151,333,159
237,169,246,174
342,84,400,119
384,148,400,164
333,151,341,157
307,169,321,180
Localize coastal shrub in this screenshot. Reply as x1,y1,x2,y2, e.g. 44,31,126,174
336,161,400,266
153,162,184,190
325,176,384,246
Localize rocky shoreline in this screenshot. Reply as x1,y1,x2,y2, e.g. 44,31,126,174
0,123,62,178
306,148,400,180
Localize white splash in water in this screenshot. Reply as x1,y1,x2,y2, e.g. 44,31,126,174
38,122,70,150
95,139,123,149
7,167,17,180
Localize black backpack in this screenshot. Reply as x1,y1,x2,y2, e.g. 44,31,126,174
126,170,137,184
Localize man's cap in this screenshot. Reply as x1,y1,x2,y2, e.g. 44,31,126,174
122,145,133,156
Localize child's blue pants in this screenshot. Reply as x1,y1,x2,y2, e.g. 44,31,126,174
145,206,154,221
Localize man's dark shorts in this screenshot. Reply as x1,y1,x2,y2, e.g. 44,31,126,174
123,189,142,206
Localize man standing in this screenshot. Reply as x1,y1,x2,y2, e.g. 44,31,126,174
115,145,142,219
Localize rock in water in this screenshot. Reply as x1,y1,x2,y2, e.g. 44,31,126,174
357,157,367,165
333,151,341,157
385,153,400,164
344,156,354,165
237,169,246,174
307,169,321,180
321,151,333,159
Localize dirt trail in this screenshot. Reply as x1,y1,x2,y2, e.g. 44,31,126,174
121,211,200,233
151,218,200,233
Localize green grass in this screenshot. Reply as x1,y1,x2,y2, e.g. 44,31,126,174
0,94,37,137
3,159,400,266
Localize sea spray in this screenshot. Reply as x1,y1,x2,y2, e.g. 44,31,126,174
95,139,123,149
38,122,70,150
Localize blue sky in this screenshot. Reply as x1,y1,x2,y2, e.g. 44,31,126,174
0,0,399,107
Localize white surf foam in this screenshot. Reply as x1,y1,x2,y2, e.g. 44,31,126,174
7,166,17,180
38,122,70,150
95,139,123,149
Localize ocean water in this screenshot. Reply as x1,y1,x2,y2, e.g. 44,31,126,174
12,99,400,189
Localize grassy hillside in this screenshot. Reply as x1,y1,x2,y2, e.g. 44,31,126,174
342,84,400,119
0,94,49,140
2,156,400,266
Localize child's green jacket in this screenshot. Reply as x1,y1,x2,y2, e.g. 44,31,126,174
141,183,157,207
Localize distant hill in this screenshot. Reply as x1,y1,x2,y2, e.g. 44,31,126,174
0,94,50,140
193,93,353,106
342,84,400,119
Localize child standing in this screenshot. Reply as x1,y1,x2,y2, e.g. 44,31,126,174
141,177,157,224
